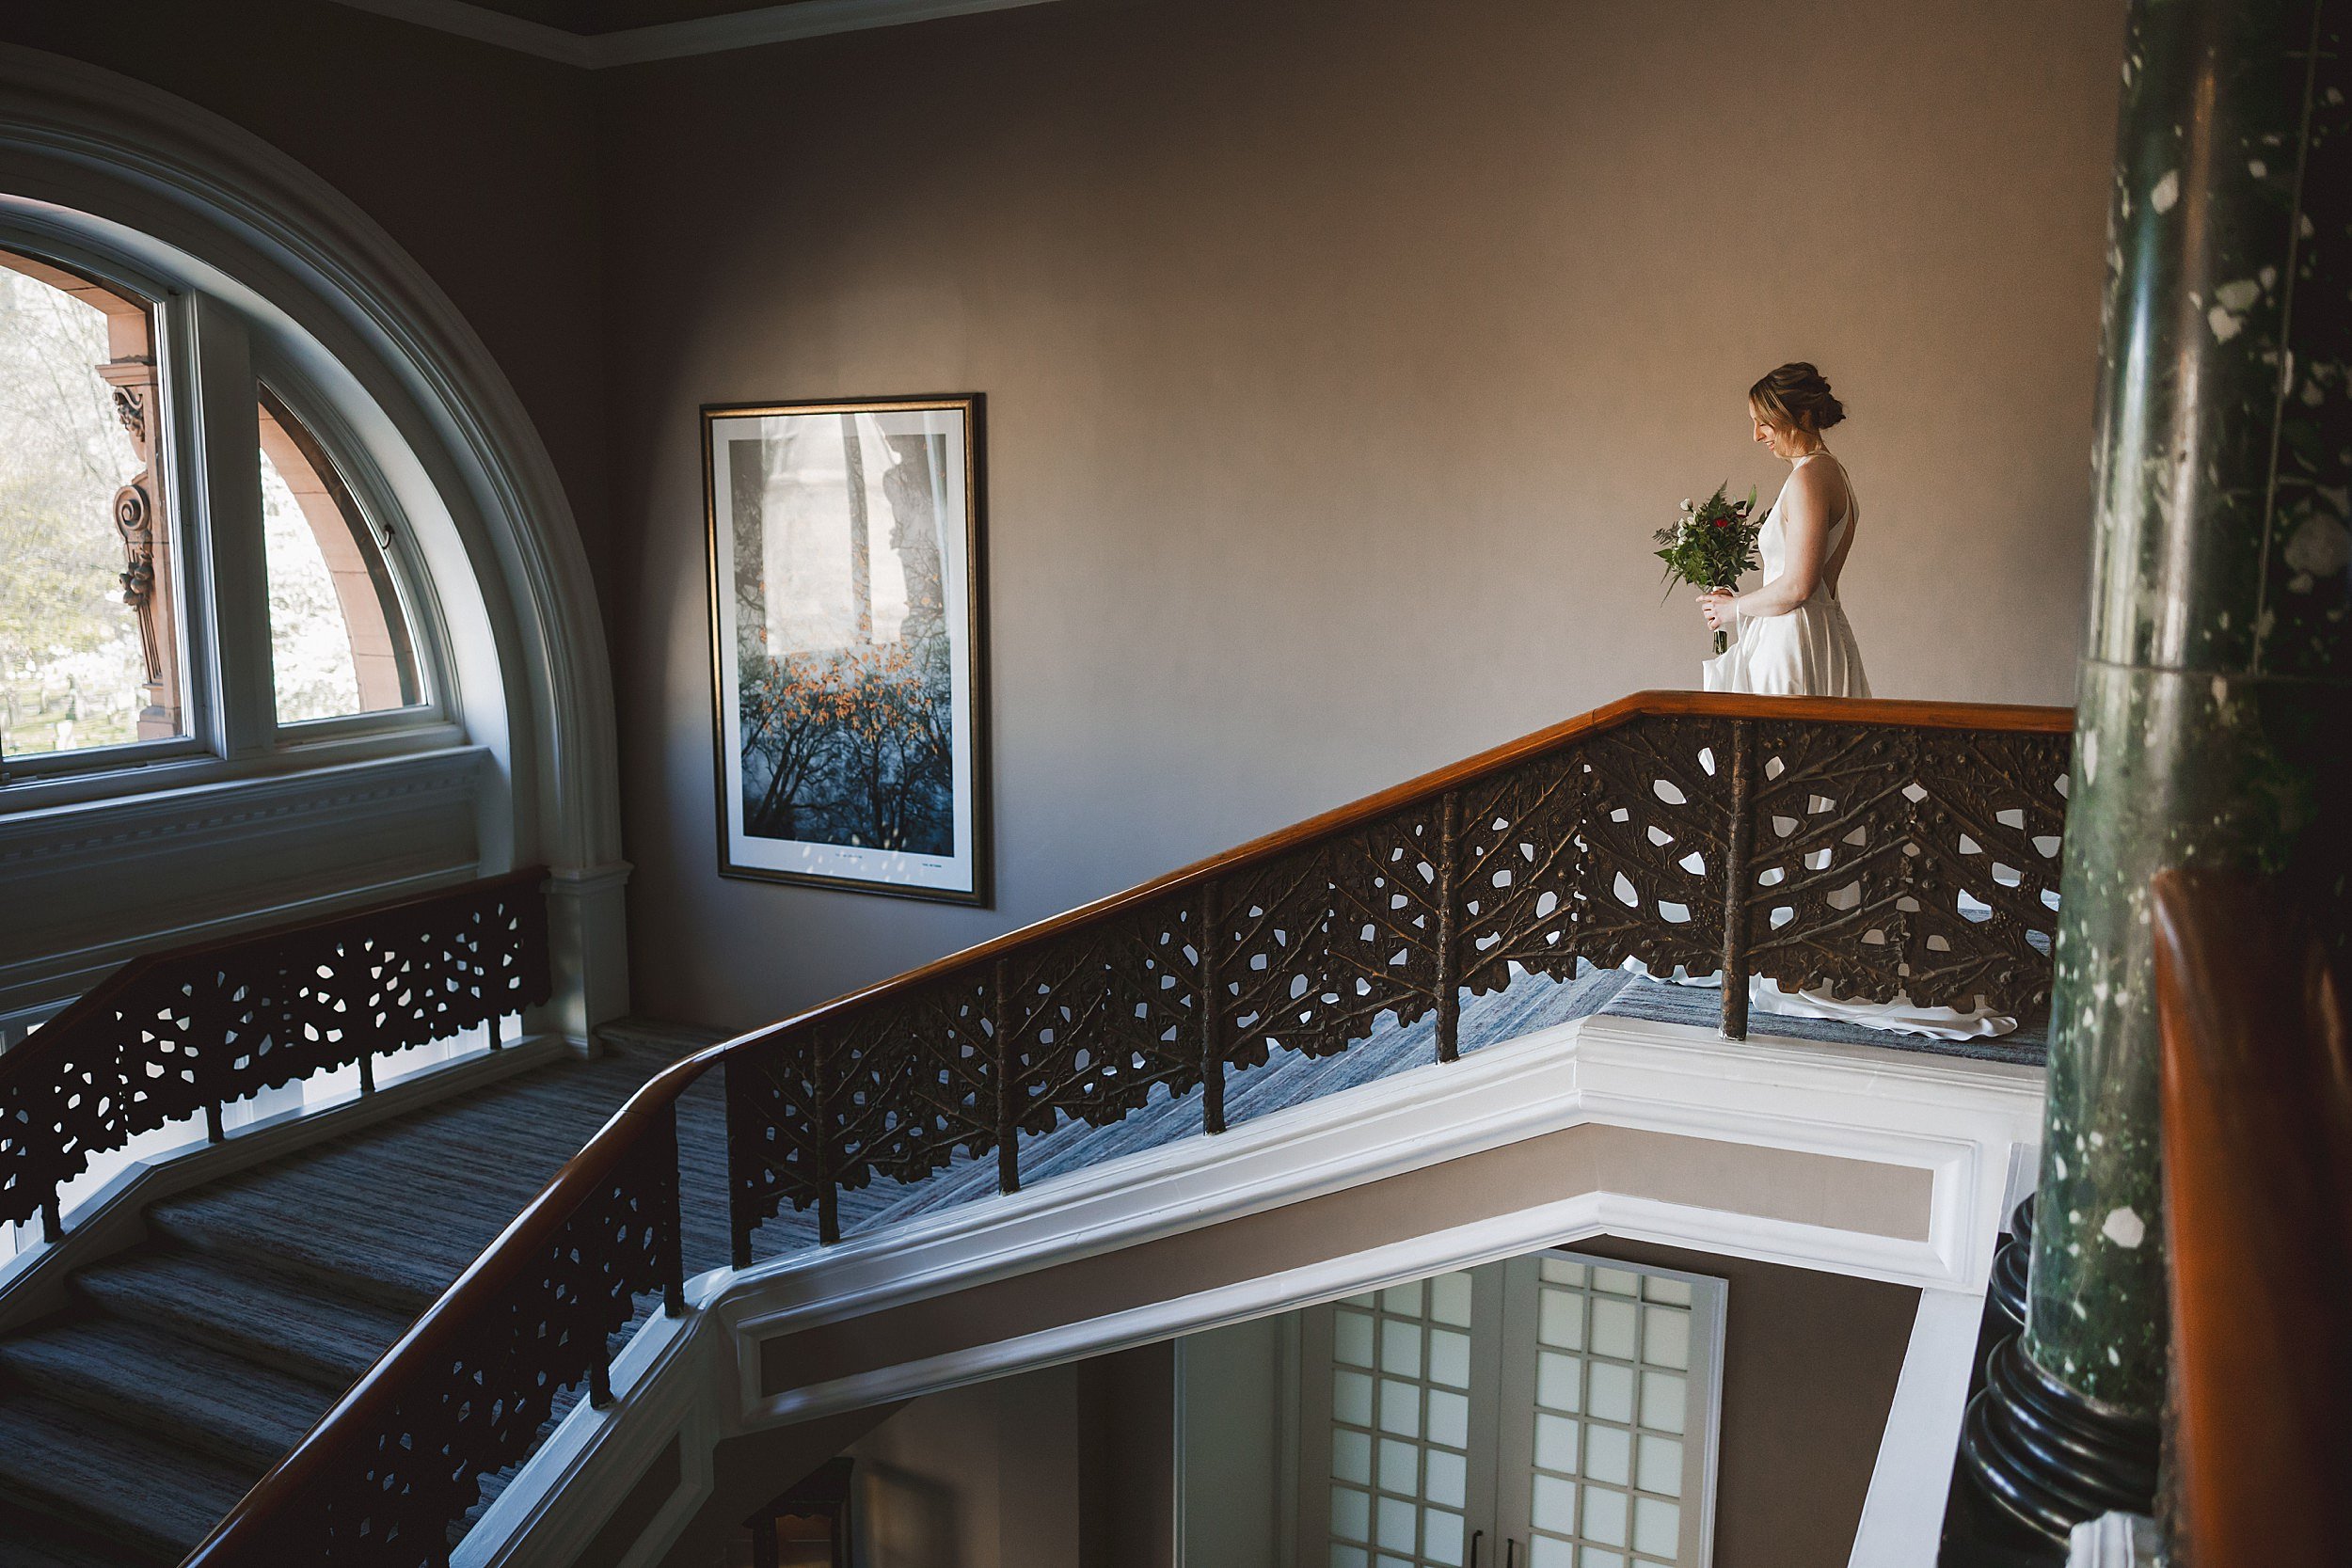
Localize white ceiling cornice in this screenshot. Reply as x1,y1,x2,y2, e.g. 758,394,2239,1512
326,0,1063,68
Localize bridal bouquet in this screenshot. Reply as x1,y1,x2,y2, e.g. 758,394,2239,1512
1654,483,1760,654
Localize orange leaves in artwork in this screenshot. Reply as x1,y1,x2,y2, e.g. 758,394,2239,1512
739,634,955,852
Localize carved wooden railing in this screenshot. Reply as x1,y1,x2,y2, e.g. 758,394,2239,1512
727,692,2072,1251
184,692,2070,1568
2154,869,2352,1563
0,869,549,1245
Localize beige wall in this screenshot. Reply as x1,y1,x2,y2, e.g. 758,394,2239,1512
0,2,617,618
2,0,2127,1030
843,1347,1172,1568
602,0,2123,1028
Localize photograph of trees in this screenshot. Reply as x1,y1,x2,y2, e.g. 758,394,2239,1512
723,409,960,863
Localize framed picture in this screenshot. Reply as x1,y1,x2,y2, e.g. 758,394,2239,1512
703,394,989,905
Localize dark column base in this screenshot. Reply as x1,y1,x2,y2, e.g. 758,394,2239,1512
1965,1196,2035,1411
1987,1196,2033,1332
1941,1196,2155,1566
1950,1335,2160,1560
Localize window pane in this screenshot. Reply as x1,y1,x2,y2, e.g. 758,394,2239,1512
0,250,179,757
259,391,419,723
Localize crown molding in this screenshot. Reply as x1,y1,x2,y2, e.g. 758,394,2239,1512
325,0,1065,68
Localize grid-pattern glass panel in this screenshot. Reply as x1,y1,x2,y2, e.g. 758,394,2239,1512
1326,1274,1476,1568
1523,1260,1693,1566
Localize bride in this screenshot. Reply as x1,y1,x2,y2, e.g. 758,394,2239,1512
1697,363,1868,697
1661,362,2011,1039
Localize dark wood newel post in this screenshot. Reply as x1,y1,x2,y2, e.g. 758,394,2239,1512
993,958,1020,1195
1720,721,1754,1042
1200,882,1226,1134
659,1102,686,1317
812,1032,840,1246
1434,790,1463,1063
728,1056,753,1269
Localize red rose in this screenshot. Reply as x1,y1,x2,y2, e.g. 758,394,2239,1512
1712,517,1728,528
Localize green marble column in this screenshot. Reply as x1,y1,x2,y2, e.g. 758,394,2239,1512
2028,0,2352,1424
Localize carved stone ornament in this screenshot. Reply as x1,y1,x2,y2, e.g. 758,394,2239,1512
112,478,163,681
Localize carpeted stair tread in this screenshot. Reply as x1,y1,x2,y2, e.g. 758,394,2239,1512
0,1515,162,1568
0,1319,336,1471
0,1391,255,1562
0,1047,691,1561
71,1244,414,1386
146,1053,675,1306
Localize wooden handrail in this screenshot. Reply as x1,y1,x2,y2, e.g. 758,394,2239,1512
183,690,2073,1566
2,868,550,1243
2153,869,2352,1564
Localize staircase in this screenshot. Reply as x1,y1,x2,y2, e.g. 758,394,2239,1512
0,694,2074,1568
0,1037,723,1568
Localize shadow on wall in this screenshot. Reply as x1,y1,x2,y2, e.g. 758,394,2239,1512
856,1461,961,1568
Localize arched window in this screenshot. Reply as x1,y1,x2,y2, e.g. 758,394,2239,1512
0,234,439,790
2,45,629,1049
0,246,177,757
258,387,422,722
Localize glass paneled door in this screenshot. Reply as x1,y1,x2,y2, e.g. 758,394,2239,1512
1297,1253,1724,1568
1299,1270,1502,1567
1494,1257,1724,1567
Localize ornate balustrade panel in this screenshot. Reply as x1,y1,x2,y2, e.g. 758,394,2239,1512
1455,752,1586,997
1217,802,1450,1073
723,704,2071,1249
1003,893,1204,1140
725,1041,824,1262
235,1101,684,1568
1744,721,2067,1016
1569,716,1739,981
0,871,549,1241
829,970,997,1201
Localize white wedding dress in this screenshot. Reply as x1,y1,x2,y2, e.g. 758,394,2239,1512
1640,451,2015,1040
1701,451,1870,697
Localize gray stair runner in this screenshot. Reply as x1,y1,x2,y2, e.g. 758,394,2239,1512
0,967,2038,1567
0,1039,723,1568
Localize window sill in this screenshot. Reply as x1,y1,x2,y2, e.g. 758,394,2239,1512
0,740,496,1017
0,718,469,816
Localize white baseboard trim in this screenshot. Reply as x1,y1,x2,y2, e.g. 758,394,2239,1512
747,1189,1960,1429
326,0,1067,68
722,1013,2042,1347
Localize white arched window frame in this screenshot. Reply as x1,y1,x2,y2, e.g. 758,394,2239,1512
0,217,466,791
0,45,628,1046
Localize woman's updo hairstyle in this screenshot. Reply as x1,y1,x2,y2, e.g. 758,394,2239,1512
1749,362,1847,432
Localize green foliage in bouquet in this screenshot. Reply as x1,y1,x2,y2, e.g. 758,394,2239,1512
1653,482,1761,593
1654,482,1761,655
